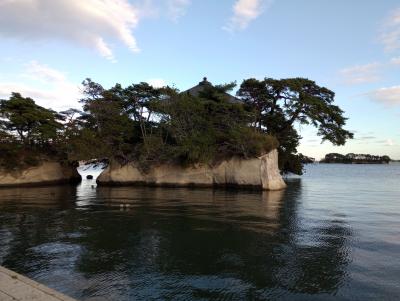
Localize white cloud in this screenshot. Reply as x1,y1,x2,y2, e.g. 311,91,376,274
380,8,400,52
0,61,81,111
94,37,117,62
147,78,166,88
386,139,395,146
390,56,400,65
167,0,190,22
367,85,400,106
223,0,272,32
339,63,382,85
0,0,140,61
136,0,160,19
23,61,66,83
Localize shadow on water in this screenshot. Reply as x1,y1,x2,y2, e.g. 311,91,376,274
0,179,353,300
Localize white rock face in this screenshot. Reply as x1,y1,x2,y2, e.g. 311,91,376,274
0,161,81,187
97,149,286,190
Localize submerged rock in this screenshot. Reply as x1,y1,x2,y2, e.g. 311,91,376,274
0,161,81,187
86,175,94,180
97,149,286,191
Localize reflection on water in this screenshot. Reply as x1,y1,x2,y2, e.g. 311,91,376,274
0,164,399,300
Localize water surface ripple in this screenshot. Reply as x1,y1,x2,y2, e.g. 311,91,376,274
0,164,399,300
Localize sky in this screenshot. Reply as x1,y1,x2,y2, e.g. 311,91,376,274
0,0,400,160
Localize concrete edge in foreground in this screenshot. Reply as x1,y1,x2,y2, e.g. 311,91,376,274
0,266,77,301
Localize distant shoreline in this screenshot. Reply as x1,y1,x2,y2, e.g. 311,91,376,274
309,161,397,165
318,162,391,164
318,153,391,165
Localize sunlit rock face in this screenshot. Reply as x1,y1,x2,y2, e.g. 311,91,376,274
0,162,81,187
97,149,286,191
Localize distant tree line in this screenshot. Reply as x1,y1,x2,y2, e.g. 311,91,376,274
0,77,353,174
321,153,391,164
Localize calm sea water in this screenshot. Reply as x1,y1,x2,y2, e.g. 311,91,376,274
0,164,399,300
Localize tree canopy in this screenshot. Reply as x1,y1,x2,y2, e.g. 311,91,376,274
0,76,353,174
0,93,64,169
237,77,353,173
74,79,277,167
0,93,62,145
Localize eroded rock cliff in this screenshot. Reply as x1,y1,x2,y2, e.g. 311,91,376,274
97,149,286,190
0,161,81,187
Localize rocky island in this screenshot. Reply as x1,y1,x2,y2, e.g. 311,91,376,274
0,76,353,188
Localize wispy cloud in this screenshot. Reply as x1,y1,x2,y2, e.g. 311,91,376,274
223,0,272,32
367,85,400,106
376,139,399,146
136,0,190,22
357,136,377,140
23,61,66,83
380,8,400,52
0,0,140,61
0,61,81,111
339,62,382,85
167,0,190,22
385,139,395,146
390,56,400,65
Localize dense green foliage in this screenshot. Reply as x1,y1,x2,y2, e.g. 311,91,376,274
0,77,353,174
0,93,65,169
237,77,353,174
0,93,62,144
321,153,391,164
0,80,278,170
75,79,277,168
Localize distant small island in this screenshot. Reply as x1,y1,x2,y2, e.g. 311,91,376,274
320,153,391,164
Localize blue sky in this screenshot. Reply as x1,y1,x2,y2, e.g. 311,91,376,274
0,0,400,159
